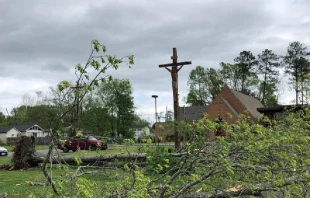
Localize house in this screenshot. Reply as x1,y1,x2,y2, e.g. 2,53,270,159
154,106,209,142
0,124,46,144
206,85,264,124
178,106,209,123
154,122,175,142
155,85,264,142
131,125,151,140
257,104,307,122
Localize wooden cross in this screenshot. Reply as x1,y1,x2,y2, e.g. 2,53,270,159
159,48,192,149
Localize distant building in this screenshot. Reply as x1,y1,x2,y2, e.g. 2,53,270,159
131,125,151,140
0,124,47,144
207,85,264,124
155,85,264,142
154,122,174,142
179,106,209,123
257,104,308,122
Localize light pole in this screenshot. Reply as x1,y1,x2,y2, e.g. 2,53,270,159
152,95,158,123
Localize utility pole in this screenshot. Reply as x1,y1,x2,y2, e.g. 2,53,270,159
71,82,86,136
159,48,192,149
166,105,168,122
152,95,158,123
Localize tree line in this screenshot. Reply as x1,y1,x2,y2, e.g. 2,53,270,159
185,41,310,107
0,78,149,138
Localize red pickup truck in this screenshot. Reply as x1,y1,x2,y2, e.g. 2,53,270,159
58,136,108,152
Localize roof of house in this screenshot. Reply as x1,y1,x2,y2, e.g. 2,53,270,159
257,104,307,113
230,89,264,118
0,126,16,133
178,106,209,122
131,125,149,129
0,124,43,133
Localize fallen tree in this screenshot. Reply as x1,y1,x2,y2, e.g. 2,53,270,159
32,152,147,165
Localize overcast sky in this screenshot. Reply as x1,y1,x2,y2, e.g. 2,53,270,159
1,0,310,123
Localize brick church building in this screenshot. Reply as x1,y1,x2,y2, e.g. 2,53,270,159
155,85,264,142
207,85,264,124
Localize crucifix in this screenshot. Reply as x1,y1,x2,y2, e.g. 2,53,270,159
159,48,192,149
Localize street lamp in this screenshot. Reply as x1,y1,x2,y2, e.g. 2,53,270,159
152,95,158,123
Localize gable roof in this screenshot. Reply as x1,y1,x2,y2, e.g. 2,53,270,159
221,97,239,117
179,106,209,122
0,124,43,133
0,126,17,133
132,125,149,129
230,89,264,118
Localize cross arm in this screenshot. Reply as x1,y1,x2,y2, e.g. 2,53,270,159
165,67,172,73
159,61,192,68
177,65,184,72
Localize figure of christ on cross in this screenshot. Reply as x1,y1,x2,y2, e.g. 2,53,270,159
159,48,192,149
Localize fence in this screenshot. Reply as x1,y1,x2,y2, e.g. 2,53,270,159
7,136,55,145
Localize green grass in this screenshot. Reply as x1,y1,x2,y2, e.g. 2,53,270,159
0,144,174,197
0,156,11,165
0,165,134,197
1,145,50,152
0,146,144,196
0,168,53,197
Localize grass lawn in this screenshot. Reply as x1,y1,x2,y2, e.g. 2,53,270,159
0,164,140,197
0,146,145,197
0,167,53,197
0,156,11,165
0,144,174,197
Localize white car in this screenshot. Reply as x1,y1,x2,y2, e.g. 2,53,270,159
0,146,8,156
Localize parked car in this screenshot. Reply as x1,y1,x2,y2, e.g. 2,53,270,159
57,136,108,153
0,146,8,156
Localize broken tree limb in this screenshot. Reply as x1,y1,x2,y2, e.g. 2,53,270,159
175,176,304,198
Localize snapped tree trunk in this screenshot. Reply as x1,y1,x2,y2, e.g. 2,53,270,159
11,136,38,170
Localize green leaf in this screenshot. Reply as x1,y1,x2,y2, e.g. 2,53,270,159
102,45,107,53
57,80,70,92
92,40,100,52
94,80,99,86
91,59,96,67
128,55,134,65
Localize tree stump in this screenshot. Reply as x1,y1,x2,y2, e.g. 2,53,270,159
11,136,37,170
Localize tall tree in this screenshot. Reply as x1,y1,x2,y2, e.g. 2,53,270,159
185,66,207,106
0,112,7,127
219,62,241,90
297,57,310,104
220,62,259,95
234,51,258,94
98,78,135,138
80,107,112,136
257,80,278,107
6,105,58,129
185,66,224,106
133,114,151,127
257,49,280,106
46,83,75,131
283,41,310,104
